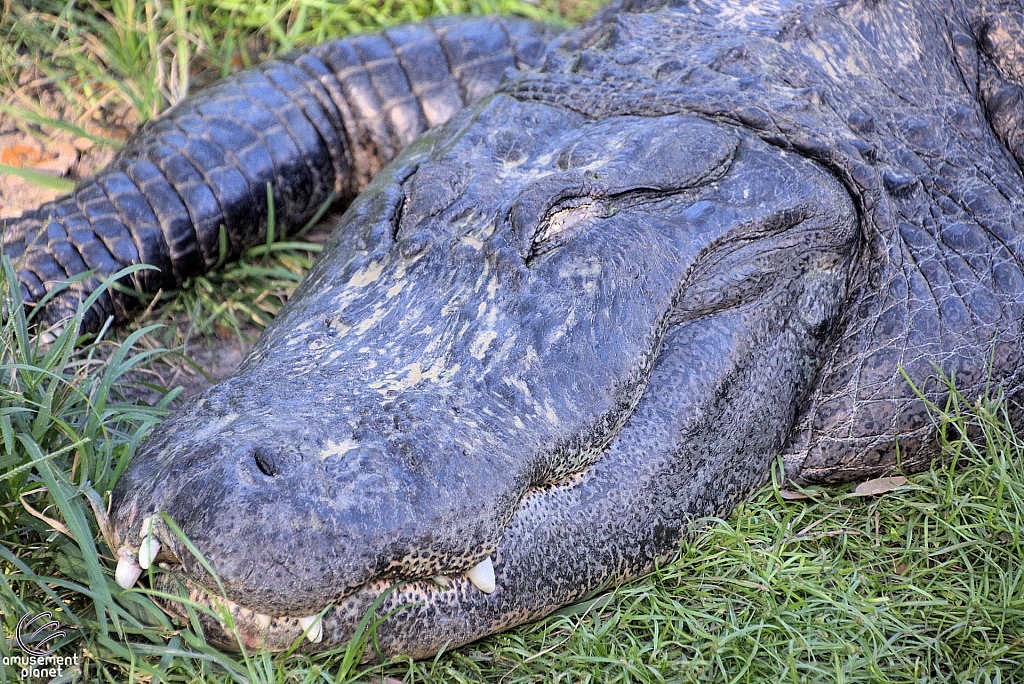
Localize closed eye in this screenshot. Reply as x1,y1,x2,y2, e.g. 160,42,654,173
532,198,608,259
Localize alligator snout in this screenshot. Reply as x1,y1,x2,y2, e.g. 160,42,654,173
110,382,527,617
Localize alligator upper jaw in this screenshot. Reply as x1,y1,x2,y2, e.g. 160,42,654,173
118,469,598,657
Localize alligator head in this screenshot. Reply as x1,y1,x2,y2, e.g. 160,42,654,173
108,93,856,656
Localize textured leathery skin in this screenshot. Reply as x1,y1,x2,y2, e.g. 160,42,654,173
495,0,1024,484
0,15,556,332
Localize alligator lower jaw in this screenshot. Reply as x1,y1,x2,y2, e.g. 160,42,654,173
146,564,491,659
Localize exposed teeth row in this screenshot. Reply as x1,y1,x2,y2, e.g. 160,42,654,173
114,516,160,589
284,557,496,644
115,514,491,641
115,559,498,596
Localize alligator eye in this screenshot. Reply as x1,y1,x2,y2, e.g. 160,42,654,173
532,198,607,258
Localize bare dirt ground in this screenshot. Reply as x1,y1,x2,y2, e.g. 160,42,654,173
0,121,119,218
0,61,130,216
121,323,260,407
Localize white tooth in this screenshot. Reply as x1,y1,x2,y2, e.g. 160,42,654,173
467,557,495,594
138,536,161,570
297,615,323,643
115,553,142,588
137,516,160,570
432,575,450,588
255,613,272,629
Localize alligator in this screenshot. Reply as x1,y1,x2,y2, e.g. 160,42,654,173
4,0,1024,660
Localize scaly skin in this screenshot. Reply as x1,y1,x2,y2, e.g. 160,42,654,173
7,0,1024,660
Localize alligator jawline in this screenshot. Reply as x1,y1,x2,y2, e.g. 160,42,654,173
144,468,596,653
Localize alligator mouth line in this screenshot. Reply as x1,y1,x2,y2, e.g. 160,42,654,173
111,469,592,652
147,558,489,652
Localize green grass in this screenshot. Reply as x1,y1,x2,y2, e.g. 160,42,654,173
0,0,593,127
2,1,1024,682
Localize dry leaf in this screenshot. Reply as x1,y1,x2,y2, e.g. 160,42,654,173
32,141,77,176
853,475,907,497
778,488,823,500
1,143,41,168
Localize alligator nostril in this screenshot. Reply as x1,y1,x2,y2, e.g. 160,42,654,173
253,446,285,477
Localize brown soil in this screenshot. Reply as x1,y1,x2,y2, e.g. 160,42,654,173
122,323,261,407
0,61,134,216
